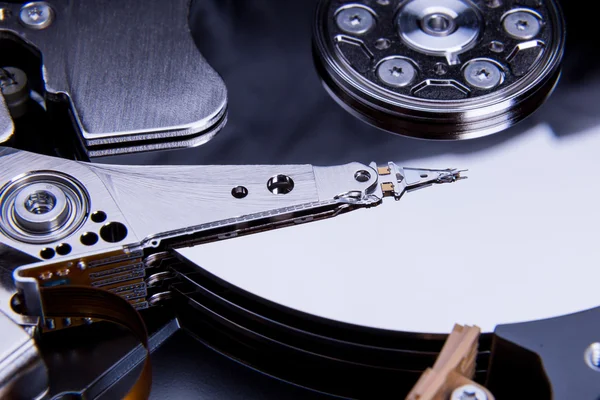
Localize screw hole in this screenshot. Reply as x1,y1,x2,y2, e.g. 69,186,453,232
375,38,391,50
485,0,502,8
25,190,56,215
420,174,428,178
354,170,372,183
489,41,504,53
56,243,72,256
100,222,128,243
91,211,107,223
40,247,55,260
434,62,448,75
80,232,98,246
231,186,249,199
267,175,294,195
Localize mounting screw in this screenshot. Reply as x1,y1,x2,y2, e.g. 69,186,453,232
585,342,600,371
19,2,54,30
464,60,502,90
450,384,488,400
503,11,541,40
377,58,416,87
336,7,375,35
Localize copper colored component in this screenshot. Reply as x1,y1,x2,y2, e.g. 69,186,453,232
378,166,391,175
381,182,395,197
406,324,494,400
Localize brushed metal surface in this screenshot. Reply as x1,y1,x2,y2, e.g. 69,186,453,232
0,0,227,155
0,95,13,144
0,310,48,399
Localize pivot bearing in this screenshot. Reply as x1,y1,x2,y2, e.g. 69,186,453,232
0,172,89,244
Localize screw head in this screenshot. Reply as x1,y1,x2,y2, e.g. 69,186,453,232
464,60,502,90
377,58,416,87
336,7,375,35
503,11,541,40
450,384,488,400
585,342,600,371
19,2,54,30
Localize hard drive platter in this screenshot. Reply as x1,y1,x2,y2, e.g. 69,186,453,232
0,0,598,399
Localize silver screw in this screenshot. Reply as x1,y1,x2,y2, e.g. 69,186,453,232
585,342,600,371
336,7,375,35
377,58,416,87
503,11,541,40
19,2,54,30
464,60,502,90
77,260,87,271
450,384,488,400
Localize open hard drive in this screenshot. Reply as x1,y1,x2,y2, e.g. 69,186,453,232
0,0,598,399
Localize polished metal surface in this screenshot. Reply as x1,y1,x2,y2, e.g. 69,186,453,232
0,310,48,400
313,0,565,139
0,67,29,118
585,343,600,372
335,5,375,35
377,57,417,87
0,0,228,156
503,9,541,40
13,183,69,234
397,0,481,56
19,2,54,30
463,60,502,89
0,95,13,144
451,384,488,400
0,171,90,245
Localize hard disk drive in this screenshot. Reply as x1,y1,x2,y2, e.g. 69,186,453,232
0,1,599,399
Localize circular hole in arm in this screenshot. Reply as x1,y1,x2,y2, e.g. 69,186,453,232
91,211,107,223
100,222,128,243
267,175,294,195
231,186,249,199
80,232,99,246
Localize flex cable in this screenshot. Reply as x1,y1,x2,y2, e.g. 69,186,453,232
40,286,151,400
